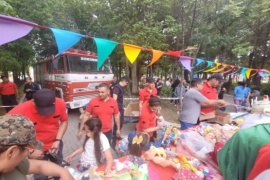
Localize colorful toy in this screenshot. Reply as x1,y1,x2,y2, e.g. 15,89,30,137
177,155,204,178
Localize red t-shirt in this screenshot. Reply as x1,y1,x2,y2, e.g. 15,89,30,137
0,81,17,95
201,82,217,114
86,97,119,132
7,98,68,151
139,87,157,104
136,103,157,137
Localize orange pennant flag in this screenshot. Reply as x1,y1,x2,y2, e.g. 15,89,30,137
246,69,253,79
250,69,258,77
148,49,164,66
123,43,142,64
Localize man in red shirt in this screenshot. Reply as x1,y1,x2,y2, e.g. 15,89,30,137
0,74,19,112
7,89,68,179
201,73,226,116
139,77,157,111
77,83,120,144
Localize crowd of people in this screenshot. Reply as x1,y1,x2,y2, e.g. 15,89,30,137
0,73,264,179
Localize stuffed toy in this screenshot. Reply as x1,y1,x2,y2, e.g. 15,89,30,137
144,146,180,171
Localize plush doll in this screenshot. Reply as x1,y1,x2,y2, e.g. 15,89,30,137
204,132,217,145
177,155,204,178
145,146,180,171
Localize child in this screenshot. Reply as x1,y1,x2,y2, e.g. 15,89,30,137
66,118,113,174
125,133,149,167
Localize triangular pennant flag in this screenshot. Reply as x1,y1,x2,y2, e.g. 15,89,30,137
246,69,253,79
93,38,118,70
211,64,229,72
194,61,213,73
50,28,84,56
123,44,142,64
166,50,184,57
179,59,191,71
0,14,36,45
258,71,265,78
193,58,204,68
204,62,221,72
148,49,164,66
240,68,247,78
223,65,236,74
263,71,269,78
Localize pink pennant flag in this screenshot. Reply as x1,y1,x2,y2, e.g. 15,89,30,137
0,14,37,45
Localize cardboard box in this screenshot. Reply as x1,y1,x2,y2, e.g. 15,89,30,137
208,111,232,125
124,102,139,124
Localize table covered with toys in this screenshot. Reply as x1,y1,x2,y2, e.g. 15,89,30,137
66,102,270,180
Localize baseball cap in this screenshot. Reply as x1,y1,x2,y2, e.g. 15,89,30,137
146,77,155,83
33,89,56,115
209,73,225,82
0,115,43,150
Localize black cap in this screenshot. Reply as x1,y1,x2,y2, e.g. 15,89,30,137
209,73,225,82
146,77,155,83
33,89,55,115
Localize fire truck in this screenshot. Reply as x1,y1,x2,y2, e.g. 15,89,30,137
33,49,114,109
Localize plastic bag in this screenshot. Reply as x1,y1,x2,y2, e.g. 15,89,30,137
180,131,214,159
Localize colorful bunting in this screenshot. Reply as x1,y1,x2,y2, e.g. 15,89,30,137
204,62,221,72
240,68,247,79
1,14,270,76
246,69,253,79
123,44,142,64
50,28,84,56
193,58,204,68
148,50,164,66
179,59,191,71
93,38,118,70
0,14,36,45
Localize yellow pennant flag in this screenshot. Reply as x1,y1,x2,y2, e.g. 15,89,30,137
211,64,228,72
148,49,164,66
123,43,142,64
246,69,252,79
204,62,221,72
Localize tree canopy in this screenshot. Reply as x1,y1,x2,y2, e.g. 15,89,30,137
1,0,270,89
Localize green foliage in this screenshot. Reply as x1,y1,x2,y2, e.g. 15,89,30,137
160,86,172,97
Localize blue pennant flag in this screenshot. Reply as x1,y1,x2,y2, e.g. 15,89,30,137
50,28,84,56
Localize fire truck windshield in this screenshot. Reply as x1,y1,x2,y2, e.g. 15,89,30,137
66,55,112,73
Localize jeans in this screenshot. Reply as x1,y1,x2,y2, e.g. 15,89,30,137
234,98,243,112
180,121,196,130
103,129,113,146
112,109,124,149
34,141,64,180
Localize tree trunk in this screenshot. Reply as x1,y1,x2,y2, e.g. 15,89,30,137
131,61,138,94
125,59,131,96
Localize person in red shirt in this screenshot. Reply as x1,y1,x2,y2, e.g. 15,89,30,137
200,73,226,117
7,88,68,180
77,83,120,145
139,77,157,111
136,96,162,142
0,74,19,112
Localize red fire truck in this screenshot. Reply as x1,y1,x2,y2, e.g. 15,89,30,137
34,49,114,108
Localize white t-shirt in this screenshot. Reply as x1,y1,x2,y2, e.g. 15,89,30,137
80,133,110,165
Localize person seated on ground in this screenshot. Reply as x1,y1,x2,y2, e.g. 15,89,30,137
0,114,73,180
179,78,227,130
136,96,163,142
66,118,113,174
